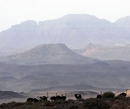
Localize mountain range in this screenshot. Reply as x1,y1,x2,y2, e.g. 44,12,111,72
0,60,130,92
0,14,130,56
0,44,129,92
0,14,130,92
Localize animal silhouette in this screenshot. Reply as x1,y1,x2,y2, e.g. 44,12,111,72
119,92,127,97
50,96,56,101
27,98,38,103
74,94,82,100
96,94,102,98
39,96,48,101
50,93,67,101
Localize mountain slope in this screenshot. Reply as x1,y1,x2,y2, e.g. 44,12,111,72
0,90,24,99
32,14,130,47
0,20,37,49
82,45,130,61
0,61,130,92
4,43,97,65
115,16,130,28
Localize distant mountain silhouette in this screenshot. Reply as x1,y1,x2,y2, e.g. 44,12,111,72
0,90,24,99
5,43,98,65
0,14,130,56
115,16,130,28
82,44,130,61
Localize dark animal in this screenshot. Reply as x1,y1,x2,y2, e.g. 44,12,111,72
27,98,34,102
50,92,67,101
38,92,48,101
96,94,102,98
56,95,61,100
119,92,127,97
60,93,67,101
61,95,66,101
39,96,48,101
75,94,82,100
27,98,38,103
50,96,56,101
33,98,38,102
50,94,66,101
56,95,66,101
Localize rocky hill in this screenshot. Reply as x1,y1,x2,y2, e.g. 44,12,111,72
3,43,97,65
0,60,130,92
81,44,130,61
0,90,24,99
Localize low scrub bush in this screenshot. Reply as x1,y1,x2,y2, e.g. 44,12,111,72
102,92,115,98
84,98,110,109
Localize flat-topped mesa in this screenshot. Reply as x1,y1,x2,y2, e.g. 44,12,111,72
6,43,98,65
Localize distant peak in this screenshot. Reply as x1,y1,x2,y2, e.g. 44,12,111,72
11,20,37,28
61,14,99,21
32,43,67,50
37,43,65,47
115,16,130,22
20,20,37,25
115,16,130,28
62,14,91,17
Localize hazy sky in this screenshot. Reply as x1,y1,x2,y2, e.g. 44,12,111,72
0,0,130,32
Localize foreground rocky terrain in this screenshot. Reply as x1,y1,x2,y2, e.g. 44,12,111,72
0,91,130,109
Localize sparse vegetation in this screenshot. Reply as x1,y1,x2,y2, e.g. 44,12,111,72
102,91,115,98
84,98,110,109
1,94,130,109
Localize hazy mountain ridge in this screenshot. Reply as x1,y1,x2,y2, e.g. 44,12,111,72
0,90,24,99
0,14,130,56
0,60,130,92
115,16,130,28
82,44,130,61
0,14,130,92
0,20,38,49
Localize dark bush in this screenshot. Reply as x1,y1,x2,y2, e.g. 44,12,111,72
0,103,8,108
44,101,56,107
67,99,75,104
102,92,115,98
84,98,110,109
0,101,20,108
53,107,65,109
69,105,78,109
